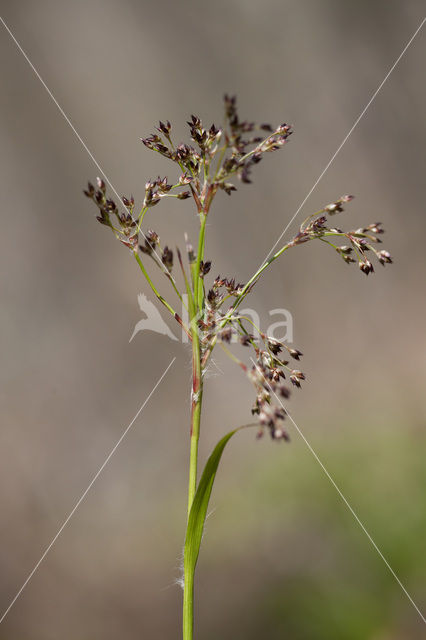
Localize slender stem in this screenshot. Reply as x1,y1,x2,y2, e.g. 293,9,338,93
202,243,293,367
187,328,203,514
134,252,177,317
183,568,195,640
234,242,292,310
183,384,202,640
194,212,207,311
147,252,186,304
183,270,203,640
212,142,227,181
133,252,191,339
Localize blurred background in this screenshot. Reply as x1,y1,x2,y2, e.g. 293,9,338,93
0,1,425,638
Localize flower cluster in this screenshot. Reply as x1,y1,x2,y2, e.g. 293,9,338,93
291,196,393,275
84,177,140,250
247,332,305,440
233,331,305,440
218,94,292,187
84,95,393,442
186,265,306,440
139,95,293,207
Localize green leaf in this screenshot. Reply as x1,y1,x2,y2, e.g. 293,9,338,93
182,425,255,638
184,428,239,579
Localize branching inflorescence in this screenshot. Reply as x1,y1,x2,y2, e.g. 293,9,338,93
84,95,392,440
84,95,393,639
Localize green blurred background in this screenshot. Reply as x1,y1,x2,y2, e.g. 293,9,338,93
0,0,425,638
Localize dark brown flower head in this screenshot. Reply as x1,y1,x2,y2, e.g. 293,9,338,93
286,347,303,360
156,120,171,136
207,288,220,308
218,327,233,343
83,181,95,198
290,370,306,387
95,190,105,206
220,182,237,196
359,259,374,276
139,229,159,255
267,338,282,355
161,246,173,270
179,174,193,186
325,195,354,214
177,191,191,200
377,250,393,265
122,195,135,211
141,134,173,159
240,334,255,347
200,260,212,277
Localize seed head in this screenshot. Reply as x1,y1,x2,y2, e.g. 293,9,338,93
377,250,393,265
359,260,374,276
161,246,173,270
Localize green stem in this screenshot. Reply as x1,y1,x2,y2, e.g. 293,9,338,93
183,273,203,640
134,252,179,319
183,567,195,640
202,243,293,367
133,252,191,341
234,242,292,310
194,212,207,311
187,330,203,514
183,388,202,640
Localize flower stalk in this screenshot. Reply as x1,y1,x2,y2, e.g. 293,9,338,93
83,95,393,640
183,327,202,640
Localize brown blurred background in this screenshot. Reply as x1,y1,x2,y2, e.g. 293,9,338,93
1,1,425,638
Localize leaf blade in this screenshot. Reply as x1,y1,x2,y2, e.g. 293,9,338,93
184,428,238,576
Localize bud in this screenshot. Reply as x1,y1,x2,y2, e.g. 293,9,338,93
279,385,290,398
290,370,305,388
84,182,95,198
267,338,282,355
221,182,237,195
141,137,154,149
287,347,303,360
161,246,173,270
377,250,393,265
96,212,112,227
95,190,105,205
157,120,171,136
200,260,212,276
96,177,106,193
179,174,193,186
359,260,374,275
219,327,233,343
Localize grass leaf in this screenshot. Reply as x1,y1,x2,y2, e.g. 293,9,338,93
184,428,238,580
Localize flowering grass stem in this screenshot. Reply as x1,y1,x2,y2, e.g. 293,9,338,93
83,95,393,639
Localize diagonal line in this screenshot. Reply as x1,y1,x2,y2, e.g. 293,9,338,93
248,20,426,619
0,16,118,201
284,409,426,624
260,17,426,265
0,16,169,272
0,357,176,625
251,358,426,624
2,8,424,624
